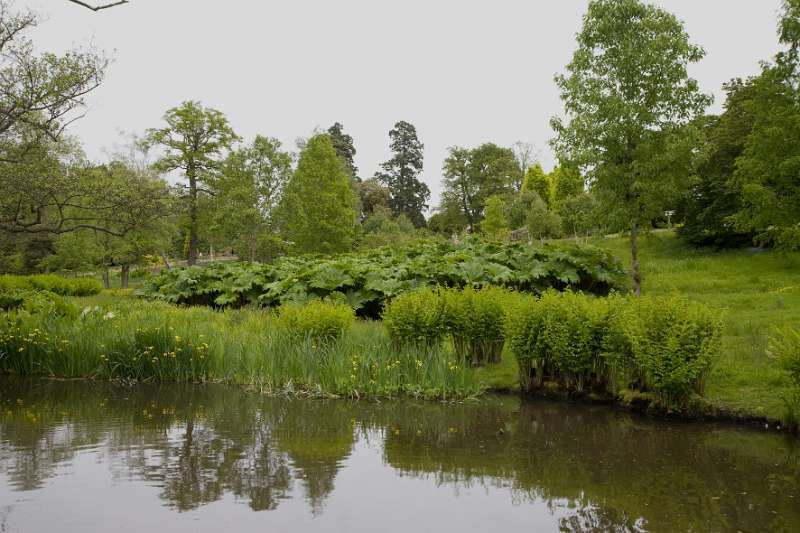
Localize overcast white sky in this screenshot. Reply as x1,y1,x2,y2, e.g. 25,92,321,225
23,0,784,207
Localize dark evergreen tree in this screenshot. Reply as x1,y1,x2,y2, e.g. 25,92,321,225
327,122,359,182
375,121,430,227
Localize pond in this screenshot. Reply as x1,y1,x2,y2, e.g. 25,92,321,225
0,378,798,532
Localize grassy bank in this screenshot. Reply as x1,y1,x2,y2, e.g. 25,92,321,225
482,231,800,422
2,231,797,424
0,295,481,400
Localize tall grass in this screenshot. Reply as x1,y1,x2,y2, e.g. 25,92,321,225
0,299,482,400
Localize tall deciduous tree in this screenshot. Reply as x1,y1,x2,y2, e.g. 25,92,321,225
210,135,292,261
441,143,520,232
327,122,359,183
731,0,800,250
679,81,759,248
375,121,429,227
552,0,710,295
0,2,124,236
145,101,239,265
278,134,358,254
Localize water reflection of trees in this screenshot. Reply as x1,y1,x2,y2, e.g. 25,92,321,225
0,379,356,513
1,379,799,531
380,399,800,533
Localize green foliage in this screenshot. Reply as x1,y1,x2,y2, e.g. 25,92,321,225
526,193,563,240
0,275,102,296
608,294,723,405
552,0,711,293
359,207,420,250
384,286,514,366
209,135,292,261
0,289,75,318
441,286,514,366
327,122,359,182
679,82,758,248
442,143,521,231
507,291,723,407
382,288,448,348
480,196,510,241
278,134,359,254
0,299,482,399
145,101,240,265
140,239,627,318
277,300,355,342
769,324,800,428
550,164,584,207
521,164,553,208
374,121,429,227
731,66,800,250
507,291,608,392
561,192,599,237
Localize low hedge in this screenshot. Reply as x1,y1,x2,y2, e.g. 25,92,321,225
507,291,723,407
0,275,102,296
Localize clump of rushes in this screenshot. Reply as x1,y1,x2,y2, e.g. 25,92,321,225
768,325,800,430
507,291,723,408
276,300,355,342
0,299,481,400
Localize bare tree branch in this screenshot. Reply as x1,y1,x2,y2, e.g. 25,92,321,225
66,0,129,12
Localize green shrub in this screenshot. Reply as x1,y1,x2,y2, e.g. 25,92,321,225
0,289,76,317
442,286,512,366
507,291,608,392
383,288,447,348
507,292,723,406
277,300,355,342
0,275,102,296
768,325,800,429
612,295,723,406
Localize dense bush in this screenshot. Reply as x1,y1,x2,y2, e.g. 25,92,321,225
441,287,513,365
384,286,515,365
609,295,723,405
277,301,355,342
507,291,610,392
0,275,102,296
382,288,448,349
507,292,723,407
139,239,626,318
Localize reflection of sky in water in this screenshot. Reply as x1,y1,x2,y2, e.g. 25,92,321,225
0,379,797,533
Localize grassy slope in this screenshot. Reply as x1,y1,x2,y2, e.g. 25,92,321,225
481,231,799,421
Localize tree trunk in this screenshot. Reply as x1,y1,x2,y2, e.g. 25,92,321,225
187,165,199,266
120,264,130,289
160,251,172,271
630,221,641,296
102,268,110,289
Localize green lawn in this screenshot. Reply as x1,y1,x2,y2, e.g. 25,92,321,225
483,231,799,421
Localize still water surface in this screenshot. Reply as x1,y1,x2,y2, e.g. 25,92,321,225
0,378,798,532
